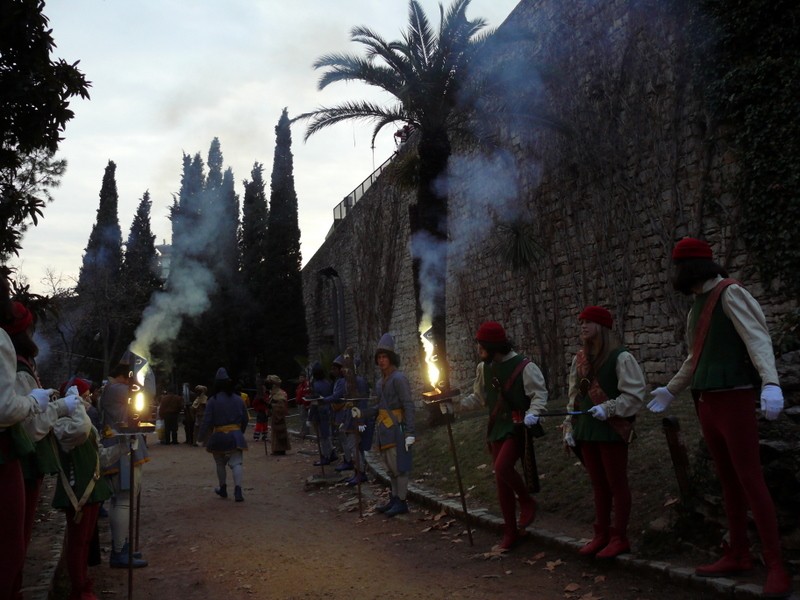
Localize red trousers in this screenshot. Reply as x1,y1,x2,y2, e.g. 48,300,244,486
580,441,631,537
490,437,531,533
0,448,25,600
695,389,783,560
65,503,101,600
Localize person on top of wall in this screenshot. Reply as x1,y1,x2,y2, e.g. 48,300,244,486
459,321,547,552
562,306,646,559
648,237,791,599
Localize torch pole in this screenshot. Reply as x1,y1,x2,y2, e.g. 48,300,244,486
354,428,363,518
444,414,473,546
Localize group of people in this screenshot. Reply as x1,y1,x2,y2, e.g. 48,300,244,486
453,238,790,599
0,272,155,599
303,353,375,488
156,383,208,446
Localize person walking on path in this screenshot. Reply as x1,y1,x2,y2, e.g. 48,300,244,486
562,306,646,559
354,333,415,518
267,375,290,456
460,321,547,551
647,237,791,599
199,368,249,502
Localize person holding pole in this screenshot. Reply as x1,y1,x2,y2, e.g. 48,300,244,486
353,333,415,517
99,362,150,568
562,306,646,559
647,237,791,598
460,321,547,551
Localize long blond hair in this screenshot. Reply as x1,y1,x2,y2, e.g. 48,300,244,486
582,325,621,377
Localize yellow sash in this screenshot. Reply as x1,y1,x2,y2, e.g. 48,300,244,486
214,424,240,433
377,408,403,429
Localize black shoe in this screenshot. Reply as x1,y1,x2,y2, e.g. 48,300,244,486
109,543,148,568
313,458,331,466
215,484,228,498
384,499,409,518
234,486,244,502
376,496,397,513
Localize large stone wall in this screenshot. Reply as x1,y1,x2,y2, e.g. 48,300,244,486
302,0,797,399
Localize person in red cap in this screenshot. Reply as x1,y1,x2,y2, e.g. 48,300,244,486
0,274,62,598
562,306,646,559
648,237,791,598
460,321,547,551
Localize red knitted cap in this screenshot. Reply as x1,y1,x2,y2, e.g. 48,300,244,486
2,301,33,336
475,321,508,344
578,306,613,329
672,237,712,260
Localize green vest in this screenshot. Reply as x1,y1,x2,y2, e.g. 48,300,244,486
52,430,113,510
0,423,35,465
689,291,760,391
483,355,528,442
20,433,61,479
573,348,625,443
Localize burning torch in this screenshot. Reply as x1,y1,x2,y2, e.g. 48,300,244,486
420,326,474,546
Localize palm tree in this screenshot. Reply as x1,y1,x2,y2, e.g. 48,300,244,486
299,0,494,388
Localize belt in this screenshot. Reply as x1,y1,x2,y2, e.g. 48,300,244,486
213,424,240,433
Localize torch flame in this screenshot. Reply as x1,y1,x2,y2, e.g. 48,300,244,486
420,324,440,390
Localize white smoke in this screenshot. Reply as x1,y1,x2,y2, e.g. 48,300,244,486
129,256,214,357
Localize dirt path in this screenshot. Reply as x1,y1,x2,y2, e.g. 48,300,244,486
90,431,704,600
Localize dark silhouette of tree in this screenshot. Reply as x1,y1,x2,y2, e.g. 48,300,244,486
0,0,90,257
240,162,269,375
298,0,493,387
119,191,161,350
75,160,125,377
263,109,308,380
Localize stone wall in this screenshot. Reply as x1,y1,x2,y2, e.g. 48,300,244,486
301,0,798,400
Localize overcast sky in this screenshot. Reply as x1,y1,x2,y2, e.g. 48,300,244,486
14,0,518,293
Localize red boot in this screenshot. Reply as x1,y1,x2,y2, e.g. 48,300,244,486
517,496,537,530
595,529,630,559
762,552,792,599
695,548,754,577
493,528,519,552
579,524,609,557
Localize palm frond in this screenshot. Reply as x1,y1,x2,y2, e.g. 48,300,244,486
296,102,407,141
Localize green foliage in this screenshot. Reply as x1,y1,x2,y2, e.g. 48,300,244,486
693,0,800,293
0,0,90,257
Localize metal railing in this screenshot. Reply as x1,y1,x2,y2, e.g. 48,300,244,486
332,153,395,223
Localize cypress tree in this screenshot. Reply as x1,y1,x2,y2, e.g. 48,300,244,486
263,109,308,380
119,191,161,349
75,160,125,377
240,162,269,374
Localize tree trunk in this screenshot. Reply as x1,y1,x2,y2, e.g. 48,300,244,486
410,128,451,390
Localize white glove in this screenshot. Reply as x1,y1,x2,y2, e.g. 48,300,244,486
563,431,576,447
588,405,607,421
760,384,783,421
305,420,312,429
404,435,415,451
66,385,79,397
647,386,675,413
523,413,539,427
29,388,56,412
358,424,367,433
351,407,361,419
62,395,80,416
439,401,453,415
